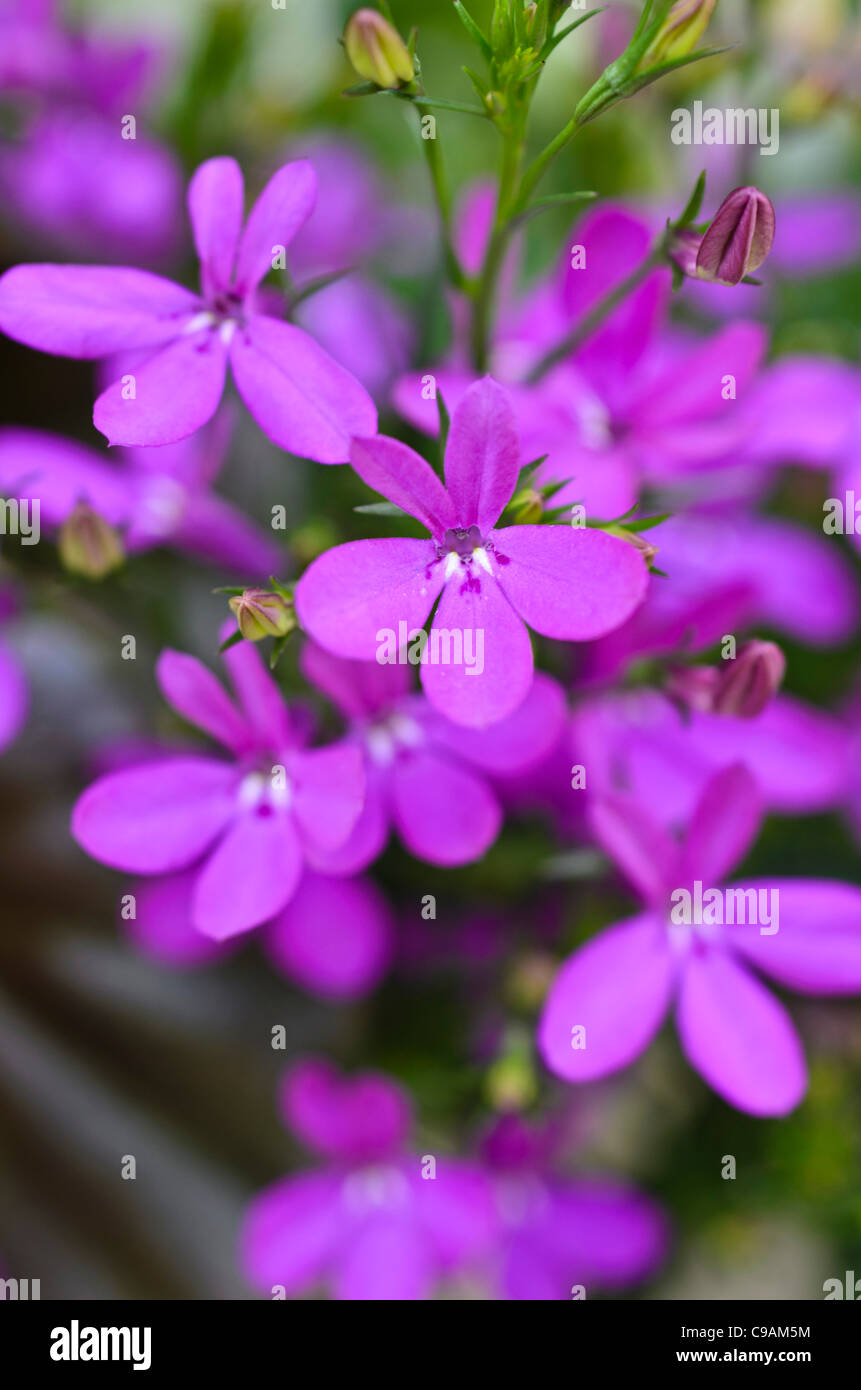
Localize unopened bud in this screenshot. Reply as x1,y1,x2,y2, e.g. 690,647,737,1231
58,502,123,579
229,588,295,643
603,523,659,567
713,640,785,717
641,0,717,67
509,488,544,525
669,640,785,719
344,8,414,89
693,185,775,286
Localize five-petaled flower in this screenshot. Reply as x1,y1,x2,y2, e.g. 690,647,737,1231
0,156,377,459
539,764,861,1116
295,377,649,728
71,634,365,941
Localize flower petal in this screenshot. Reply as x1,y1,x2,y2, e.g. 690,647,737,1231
192,808,303,939
423,671,567,774
290,743,366,854
125,869,230,967
155,649,252,755
187,156,244,295
265,874,393,999
390,747,501,865
0,427,131,527
680,764,762,885
494,524,648,641
0,263,199,358
725,880,861,995
234,159,317,295
241,1172,341,1296
300,640,410,719
420,573,533,729
295,537,443,660
444,376,520,533
334,1212,431,1301
538,914,674,1082
94,328,228,447
676,947,807,1115
228,314,376,462
350,433,456,536
588,794,678,905
221,632,292,751
71,758,238,874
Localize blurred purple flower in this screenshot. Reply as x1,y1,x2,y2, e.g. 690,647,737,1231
126,865,393,1000
540,765,861,1115
300,640,567,868
0,156,377,457
0,0,181,263
394,205,768,516
0,414,282,577
296,378,648,728
480,1115,667,1300
242,1059,496,1300
72,636,365,941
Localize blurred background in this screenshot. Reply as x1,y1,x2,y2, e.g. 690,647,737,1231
0,0,859,1299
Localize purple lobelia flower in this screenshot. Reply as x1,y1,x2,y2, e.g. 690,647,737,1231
479,1114,667,1300
71,636,365,941
394,205,768,518
539,764,861,1115
0,412,282,577
126,864,393,1001
0,156,377,457
300,640,567,868
242,1058,496,1300
295,378,648,728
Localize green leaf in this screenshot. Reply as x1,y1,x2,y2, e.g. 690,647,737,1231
400,92,488,117
436,389,451,464
268,632,292,671
287,266,354,312
453,2,493,63
212,586,246,596
630,512,671,532
630,44,733,95
268,576,294,602
462,65,489,105
353,501,410,518
542,8,605,59
341,81,383,98
218,629,243,654
513,189,598,228
514,455,549,488
675,169,706,228
741,274,763,286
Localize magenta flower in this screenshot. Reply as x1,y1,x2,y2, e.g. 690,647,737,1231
394,205,768,516
571,688,848,826
0,414,282,577
242,1059,496,1300
539,765,861,1115
296,378,648,728
126,866,393,1001
0,156,377,457
300,640,566,868
480,1115,667,1300
71,637,365,941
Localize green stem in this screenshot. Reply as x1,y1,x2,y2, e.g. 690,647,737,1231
470,127,524,371
414,101,469,293
524,239,667,383
512,113,579,217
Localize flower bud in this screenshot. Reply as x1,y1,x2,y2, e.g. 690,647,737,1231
58,502,124,579
712,640,786,718
509,487,544,525
641,0,717,67
229,588,295,643
669,640,785,719
694,185,775,286
344,8,414,89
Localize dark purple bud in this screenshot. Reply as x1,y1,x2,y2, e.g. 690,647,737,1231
695,185,776,286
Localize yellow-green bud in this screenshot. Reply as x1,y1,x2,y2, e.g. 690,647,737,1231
344,8,414,89
229,588,295,642
509,488,544,524
642,0,717,67
58,502,124,579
